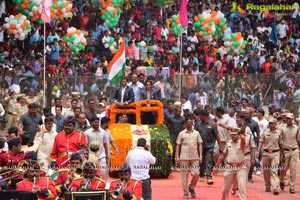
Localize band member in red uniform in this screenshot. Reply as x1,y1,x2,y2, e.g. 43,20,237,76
50,116,87,167
16,161,57,200
55,152,83,195
61,162,105,192
0,137,25,189
110,163,142,200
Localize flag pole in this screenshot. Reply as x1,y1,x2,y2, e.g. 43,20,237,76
179,32,183,101
43,21,46,107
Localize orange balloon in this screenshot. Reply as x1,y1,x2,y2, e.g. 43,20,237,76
83,42,87,46
221,26,227,30
10,24,16,29
75,30,81,35
241,44,246,49
207,31,211,35
211,11,217,17
8,29,13,34
175,18,180,24
194,16,199,22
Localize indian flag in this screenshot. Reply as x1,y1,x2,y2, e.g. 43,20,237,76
107,40,126,86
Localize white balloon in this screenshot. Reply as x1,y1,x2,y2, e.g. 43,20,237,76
9,15,14,21
4,24,9,29
104,43,109,48
109,46,115,50
20,15,26,21
4,17,9,23
106,6,114,12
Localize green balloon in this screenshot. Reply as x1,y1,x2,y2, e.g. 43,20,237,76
208,21,213,26
78,43,84,50
70,35,76,42
149,46,155,52
172,15,177,21
26,24,32,30
23,9,30,16
199,17,204,22
37,19,43,24
71,45,77,52
203,32,208,36
200,26,205,31
230,46,235,51
52,4,57,9
60,4,64,8
242,41,247,45
137,42,142,47
236,41,241,46
194,21,200,28
239,49,245,53
218,22,225,27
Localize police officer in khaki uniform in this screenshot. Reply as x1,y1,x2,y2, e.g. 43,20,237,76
257,117,285,195
4,90,17,129
231,120,256,195
175,117,203,199
279,113,300,194
15,94,28,124
214,127,247,200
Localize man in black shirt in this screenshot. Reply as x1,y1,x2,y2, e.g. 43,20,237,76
195,110,220,185
244,108,260,183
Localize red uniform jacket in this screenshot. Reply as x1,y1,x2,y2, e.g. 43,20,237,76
0,150,25,183
50,131,87,167
16,177,57,200
110,179,142,200
69,177,106,191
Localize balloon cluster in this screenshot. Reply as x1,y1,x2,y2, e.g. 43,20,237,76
169,15,183,36
157,0,173,5
223,32,247,55
104,37,118,54
137,41,147,48
194,11,227,42
100,0,124,28
149,45,157,52
12,0,43,24
51,0,73,21
63,27,88,55
4,14,32,41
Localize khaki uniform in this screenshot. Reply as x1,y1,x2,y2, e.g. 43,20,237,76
222,139,247,200
4,96,17,128
232,128,256,190
176,129,202,196
15,103,28,123
280,124,300,189
259,128,283,190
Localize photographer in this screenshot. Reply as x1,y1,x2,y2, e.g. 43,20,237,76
126,138,156,200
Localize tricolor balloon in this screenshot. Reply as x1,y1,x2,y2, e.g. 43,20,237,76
194,11,227,42
63,27,88,55
4,14,32,41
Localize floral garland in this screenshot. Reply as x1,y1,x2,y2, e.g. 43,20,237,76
109,100,164,125
109,124,132,171
148,125,172,177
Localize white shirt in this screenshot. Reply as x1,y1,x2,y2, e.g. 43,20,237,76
100,127,113,158
252,117,268,133
126,147,156,180
36,128,57,170
121,86,126,103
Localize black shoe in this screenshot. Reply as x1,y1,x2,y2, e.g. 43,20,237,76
231,189,237,195
207,178,214,185
188,186,196,198
280,182,285,190
248,178,253,183
273,189,279,195
289,188,295,194
266,187,271,192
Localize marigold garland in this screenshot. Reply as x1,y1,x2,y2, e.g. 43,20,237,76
109,124,132,171
110,100,164,125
